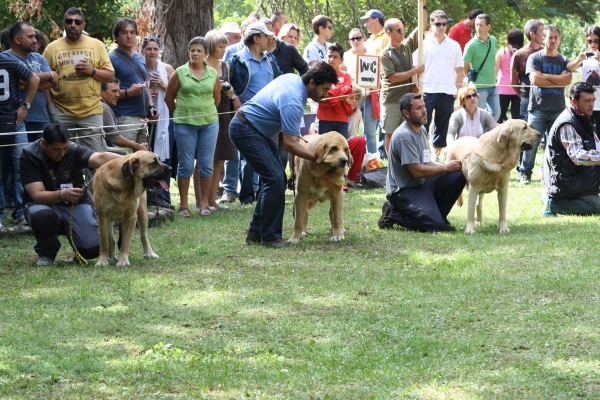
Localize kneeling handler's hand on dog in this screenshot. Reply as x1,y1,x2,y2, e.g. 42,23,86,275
61,187,84,203
445,159,462,172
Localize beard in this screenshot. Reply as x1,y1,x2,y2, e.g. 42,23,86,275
66,30,81,41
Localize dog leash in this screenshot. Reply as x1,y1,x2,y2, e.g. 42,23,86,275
68,176,95,266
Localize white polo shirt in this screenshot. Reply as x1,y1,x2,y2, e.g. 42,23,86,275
414,35,463,95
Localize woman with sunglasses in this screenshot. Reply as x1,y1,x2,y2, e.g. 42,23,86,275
571,26,600,133
343,28,368,82
447,85,497,145
165,37,220,218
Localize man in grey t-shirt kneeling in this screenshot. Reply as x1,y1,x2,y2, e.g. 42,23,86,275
378,93,466,231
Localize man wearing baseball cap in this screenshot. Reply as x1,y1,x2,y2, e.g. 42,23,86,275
220,22,242,45
361,9,390,56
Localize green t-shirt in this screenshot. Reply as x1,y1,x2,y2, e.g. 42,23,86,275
173,62,219,126
463,35,497,88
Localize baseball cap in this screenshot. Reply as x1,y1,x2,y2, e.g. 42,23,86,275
360,9,384,20
220,22,241,34
244,22,275,38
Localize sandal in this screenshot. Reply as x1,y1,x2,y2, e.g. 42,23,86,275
178,207,191,218
200,207,212,217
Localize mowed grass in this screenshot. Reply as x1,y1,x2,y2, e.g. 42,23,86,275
1,163,600,399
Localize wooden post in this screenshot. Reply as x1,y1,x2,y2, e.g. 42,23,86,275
417,0,426,93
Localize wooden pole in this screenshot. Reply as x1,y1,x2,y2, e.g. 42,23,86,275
417,0,426,93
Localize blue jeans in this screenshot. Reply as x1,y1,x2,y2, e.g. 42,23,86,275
518,95,529,121
360,95,379,154
547,194,600,216
477,86,501,121
520,109,563,174
223,157,239,196
318,120,349,138
0,125,27,222
229,116,286,243
239,156,259,204
174,122,219,177
24,121,49,143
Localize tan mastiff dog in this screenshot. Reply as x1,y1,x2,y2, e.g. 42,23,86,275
289,131,352,243
445,119,540,234
92,151,172,266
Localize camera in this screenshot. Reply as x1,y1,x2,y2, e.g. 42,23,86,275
221,81,232,91
586,52,596,59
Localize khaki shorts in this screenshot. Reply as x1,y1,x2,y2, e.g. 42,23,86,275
380,102,404,134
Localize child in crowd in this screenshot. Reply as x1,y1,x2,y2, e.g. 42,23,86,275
316,42,353,137
345,85,367,188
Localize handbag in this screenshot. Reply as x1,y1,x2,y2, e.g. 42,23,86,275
370,91,380,119
358,167,387,189
468,40,492,83
0,113,17,146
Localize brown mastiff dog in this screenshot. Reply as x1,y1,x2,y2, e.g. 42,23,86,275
288,131,352,243
445,119,540,234
92,151,172,266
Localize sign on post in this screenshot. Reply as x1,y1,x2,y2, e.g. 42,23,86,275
355,55,380,89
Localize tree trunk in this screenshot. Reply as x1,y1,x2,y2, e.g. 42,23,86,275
155,0,214,69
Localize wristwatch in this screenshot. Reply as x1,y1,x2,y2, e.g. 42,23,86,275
21,102,31,110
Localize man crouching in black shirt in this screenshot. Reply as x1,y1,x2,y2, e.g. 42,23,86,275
20,122,121,266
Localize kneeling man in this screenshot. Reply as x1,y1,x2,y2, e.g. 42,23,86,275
379,93,466,231
543,82,600,215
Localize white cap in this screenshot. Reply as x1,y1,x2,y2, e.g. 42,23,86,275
220,22,241,34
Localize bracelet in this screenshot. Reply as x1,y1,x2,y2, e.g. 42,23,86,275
59,189,65,202
125,89,128,97
91,68,97,76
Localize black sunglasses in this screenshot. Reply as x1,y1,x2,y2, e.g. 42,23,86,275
349,36,363,41
465,93,479,100
64,18,83,26
433,22,448,27
395,28,405,34
326,26,334,30
143,36,160,43
587,38,600,45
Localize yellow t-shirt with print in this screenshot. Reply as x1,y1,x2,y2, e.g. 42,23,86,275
43,36,114,117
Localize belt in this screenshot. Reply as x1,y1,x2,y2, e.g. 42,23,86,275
235,110,249,124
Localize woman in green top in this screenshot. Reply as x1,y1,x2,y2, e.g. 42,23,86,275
165,36,221,217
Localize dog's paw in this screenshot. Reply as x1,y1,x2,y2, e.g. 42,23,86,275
330,235,345,242
116,257,130,267
144,252,159,259
499,225,510,234
302,231,308,237
475,219,483,227
464,227,476,234
288,238,301,244
95,258,110,267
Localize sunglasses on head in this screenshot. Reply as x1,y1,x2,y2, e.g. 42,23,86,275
143,36,160,44
465,93,478,100
64,18,83,26
349,36,363,41
433,22,448,27
587,38,600,45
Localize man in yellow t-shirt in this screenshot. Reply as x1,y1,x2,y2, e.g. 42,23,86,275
43,7,114,152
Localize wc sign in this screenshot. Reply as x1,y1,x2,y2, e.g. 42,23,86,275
355,55,380,89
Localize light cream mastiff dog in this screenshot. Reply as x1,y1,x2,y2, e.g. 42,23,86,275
288,131,352,243
445,119,540,234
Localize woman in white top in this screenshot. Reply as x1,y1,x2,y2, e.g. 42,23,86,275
343,28,368,81
447,85,498,146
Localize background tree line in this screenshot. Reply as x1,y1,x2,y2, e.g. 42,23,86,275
2,0,599,67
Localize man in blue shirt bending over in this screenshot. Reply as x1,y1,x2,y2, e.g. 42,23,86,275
229,61,338,248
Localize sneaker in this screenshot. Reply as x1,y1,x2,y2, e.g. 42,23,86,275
0,221,3,229
14,214,27,226
378,201,394,229
519,172,531,185
246,229,261,245
37,256,55,266
261,238,291,248
218,192,237,204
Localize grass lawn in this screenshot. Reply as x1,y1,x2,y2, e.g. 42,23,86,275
1,164,600,399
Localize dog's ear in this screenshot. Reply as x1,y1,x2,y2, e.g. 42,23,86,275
497,126,511,147
314,140,327,164
121,158,140,182
346,145,353,168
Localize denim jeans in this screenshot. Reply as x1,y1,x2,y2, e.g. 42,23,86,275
518,95,529,121
223,158,239,196
174,121,219,177
360,95,379,154
229,116,286,243
520,109,563,174
24,121,49,143
239,156,259,204
318,120,349,138
0,124,27,222
477,86,501,121
547,194,600,216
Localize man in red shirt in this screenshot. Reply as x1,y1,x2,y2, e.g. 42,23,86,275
448,9,484,52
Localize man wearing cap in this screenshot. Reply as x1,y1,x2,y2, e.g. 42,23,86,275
448,8,484,52
221,22,242,46
227,22,282,205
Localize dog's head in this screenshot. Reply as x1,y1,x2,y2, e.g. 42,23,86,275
496,120,540,151
314,131,353,169
121,151,172,190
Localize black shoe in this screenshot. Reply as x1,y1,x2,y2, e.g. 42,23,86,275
147,195,175,210
261,238,291,248
443,224,457,232
378,201,394,229
246,229,261,245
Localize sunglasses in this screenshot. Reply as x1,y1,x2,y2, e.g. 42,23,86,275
143,36,160,43
433,22,448,27
327,26,334,30
395,28,405,34
465,93,479,100
587,38,600,45
349,36,363,41
64,18,83,26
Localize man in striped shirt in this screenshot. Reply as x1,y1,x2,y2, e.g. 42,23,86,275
543,82,600,215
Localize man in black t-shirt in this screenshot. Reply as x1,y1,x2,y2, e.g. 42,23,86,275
20,122,120,266
0,57,39,229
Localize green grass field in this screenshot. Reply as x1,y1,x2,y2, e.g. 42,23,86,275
2,165,600,399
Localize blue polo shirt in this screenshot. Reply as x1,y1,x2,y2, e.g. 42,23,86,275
109,48,149,117
240,73,307,139
0,50,50,122
240,47,275,104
